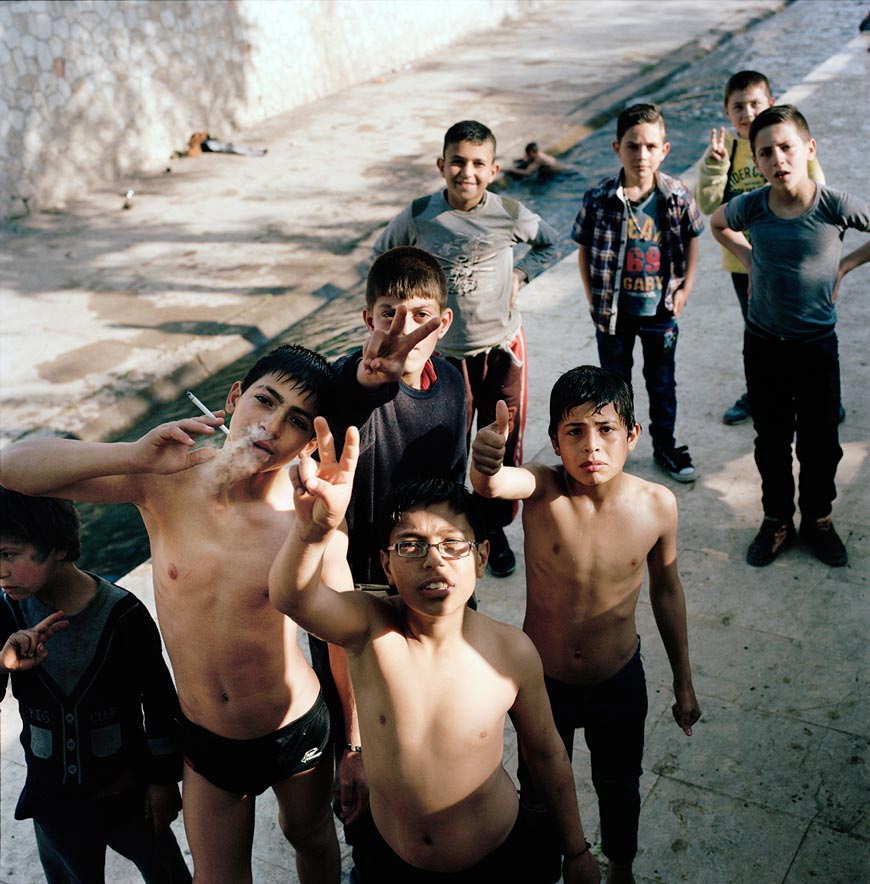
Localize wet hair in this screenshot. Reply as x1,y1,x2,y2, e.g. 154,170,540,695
239,343,337,424
365,246,448,312
379,478,486,548
749,104,812,154
0,487,82,562
616,103,666,142
442,120,496,157
525,142,539,154
724,70,773,105
548,366,636,438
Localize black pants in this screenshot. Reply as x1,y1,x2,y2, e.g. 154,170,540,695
33,791,191,884
744,328,842,520
517,644,647,870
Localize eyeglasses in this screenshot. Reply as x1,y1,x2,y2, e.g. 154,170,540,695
386,539,479,559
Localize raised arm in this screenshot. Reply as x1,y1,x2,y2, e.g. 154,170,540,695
694,127,729,215
509,634,600,884
711,205,752,272
268,418,372,649
470,399,539,500
647,489,701,736
0,417,222,504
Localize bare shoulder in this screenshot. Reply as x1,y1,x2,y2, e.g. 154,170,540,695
523,461,567,503
622,472,678,518
469,609,542,676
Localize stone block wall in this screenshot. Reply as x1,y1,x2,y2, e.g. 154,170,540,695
1,0,540,218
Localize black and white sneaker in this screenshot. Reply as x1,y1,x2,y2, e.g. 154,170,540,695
654,445,697,483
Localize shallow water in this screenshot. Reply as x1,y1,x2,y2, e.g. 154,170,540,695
77,0,866,578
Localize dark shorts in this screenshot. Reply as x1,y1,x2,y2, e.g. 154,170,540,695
360,808,547,884
179,691,330,795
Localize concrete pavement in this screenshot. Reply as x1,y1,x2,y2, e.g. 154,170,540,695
2,2,869,882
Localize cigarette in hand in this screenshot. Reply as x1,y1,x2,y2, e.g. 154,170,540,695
186,391,230,434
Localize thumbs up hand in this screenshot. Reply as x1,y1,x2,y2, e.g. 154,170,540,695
471,399,511,477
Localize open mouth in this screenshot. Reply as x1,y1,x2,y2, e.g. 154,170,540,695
418,579,451,598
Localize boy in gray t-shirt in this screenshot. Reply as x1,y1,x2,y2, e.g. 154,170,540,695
712,105,870,568
373,120,560,578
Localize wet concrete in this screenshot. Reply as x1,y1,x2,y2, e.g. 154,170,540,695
2,2,869,882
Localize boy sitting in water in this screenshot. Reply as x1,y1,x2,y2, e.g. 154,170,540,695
269,424,600,884
471,366,701,884
0,345,362,884
1,489,190,884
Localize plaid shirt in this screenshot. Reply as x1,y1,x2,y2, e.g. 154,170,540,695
572,171,704,334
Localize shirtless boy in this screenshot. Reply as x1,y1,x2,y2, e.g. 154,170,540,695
0,345,361,884
471,366,701,884
269,422,600,884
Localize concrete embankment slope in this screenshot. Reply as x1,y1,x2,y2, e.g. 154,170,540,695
0,0,784,447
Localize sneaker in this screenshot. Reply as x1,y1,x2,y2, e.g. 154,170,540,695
800,515,848,567
723,392,751,425
654,445,698,483
746,516,795,566
486,527,516,577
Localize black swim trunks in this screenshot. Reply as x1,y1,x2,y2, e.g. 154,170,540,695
179,691,330,795
359,808,545,883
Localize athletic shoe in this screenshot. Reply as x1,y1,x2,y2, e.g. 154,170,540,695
654,445,698,483
746,517,795,567
800,516,848,567
487,527,517,577
723,393,751,425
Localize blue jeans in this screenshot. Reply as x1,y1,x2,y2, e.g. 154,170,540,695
33,791,191,884
517,644,648,869
597,317,678,452
744,328,842,520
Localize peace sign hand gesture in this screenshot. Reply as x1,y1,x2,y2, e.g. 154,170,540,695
291,418,360,543
707,127,728,164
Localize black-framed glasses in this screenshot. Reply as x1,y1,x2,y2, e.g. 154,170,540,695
385,539,479,559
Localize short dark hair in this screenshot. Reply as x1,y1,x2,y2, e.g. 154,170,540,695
616,103,666,142
724,70,773,105
442,120,496,156
0,487,82,562
366,247,448,312
749,104,812,154
380,478,486,549
548,366,636,438
525,142,539,154
240,344,337,424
